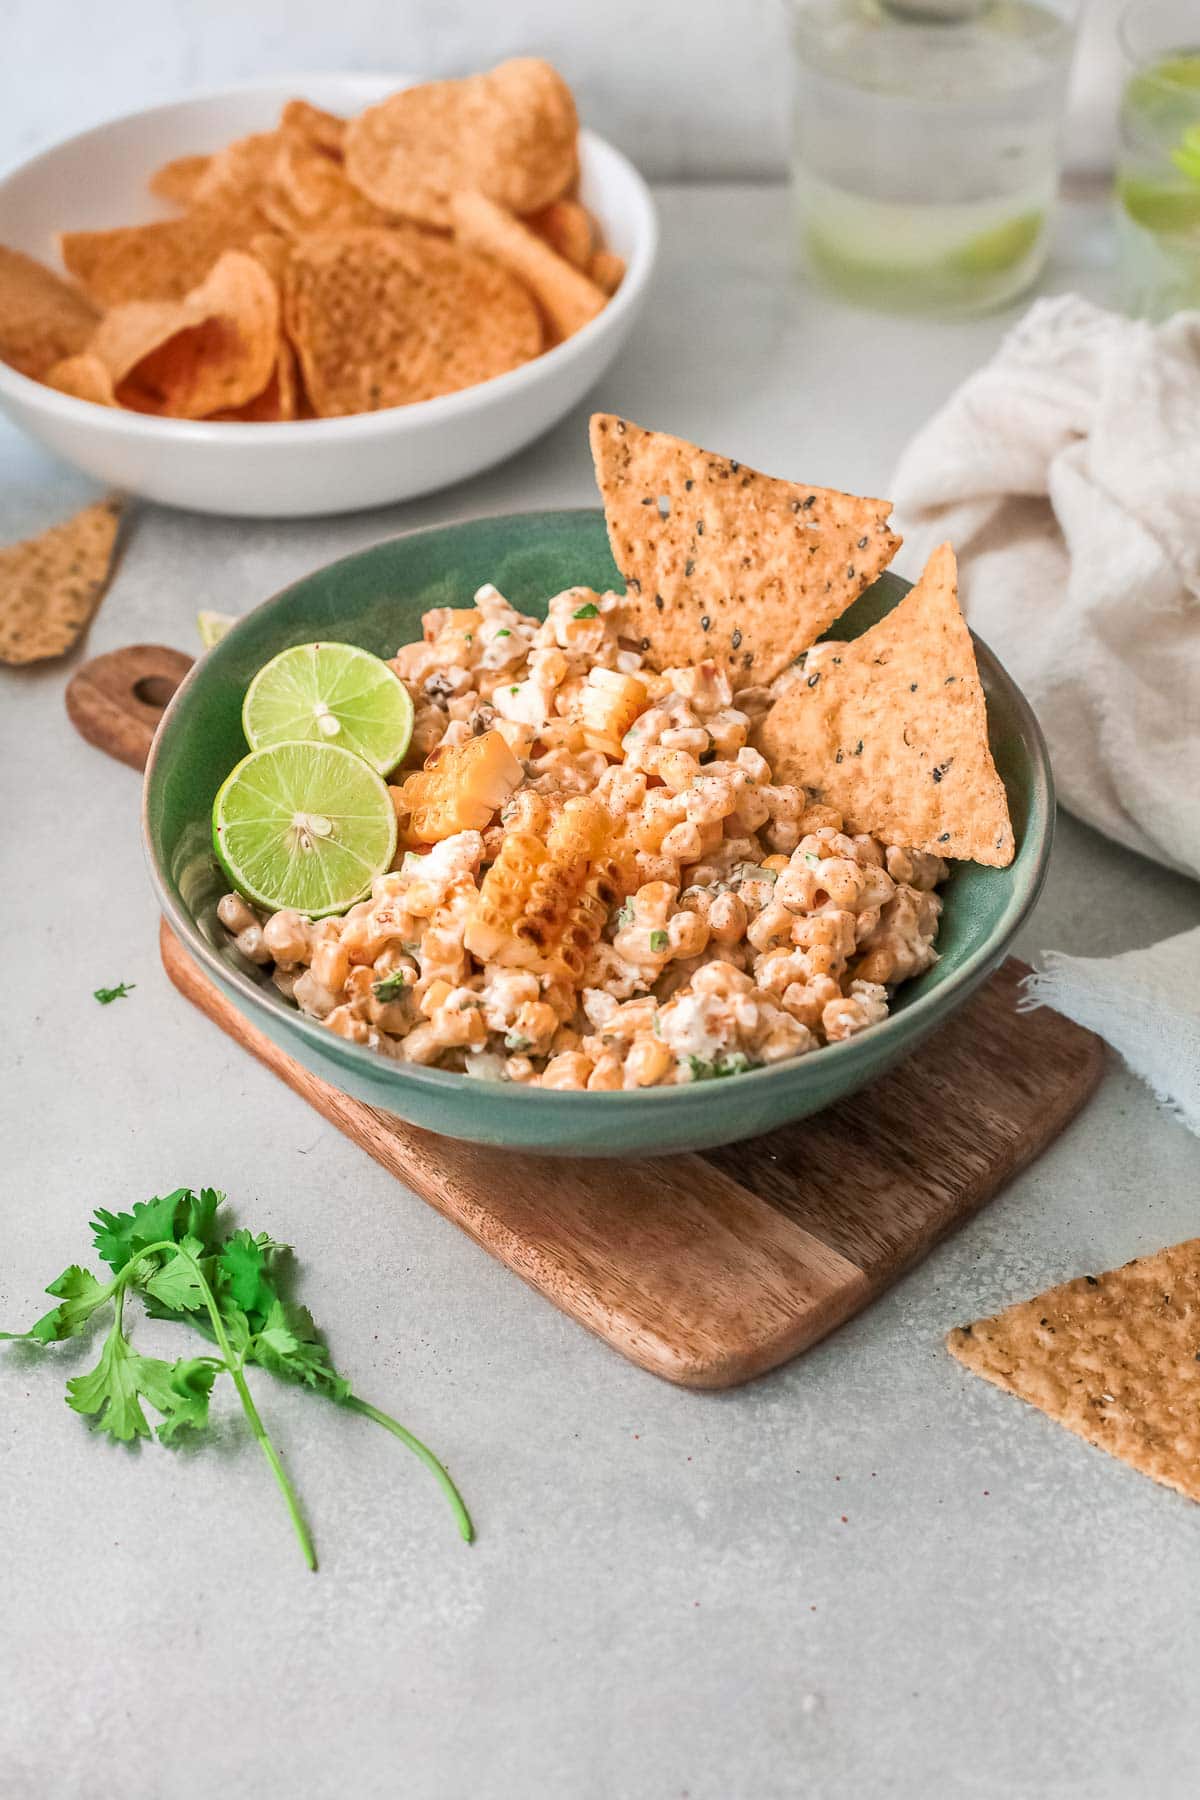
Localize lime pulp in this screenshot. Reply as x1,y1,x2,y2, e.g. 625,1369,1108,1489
212,740,398,918
241,641,414,775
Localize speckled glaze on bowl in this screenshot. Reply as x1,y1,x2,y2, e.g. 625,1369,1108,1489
143,509,1053,1156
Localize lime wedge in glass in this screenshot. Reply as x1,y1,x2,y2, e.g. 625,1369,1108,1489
212,740,398,918
1117,174,1200,233
242,641,414,774
949,211,1044,275
197,609,238,649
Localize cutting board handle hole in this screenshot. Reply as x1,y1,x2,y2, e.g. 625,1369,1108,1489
133,673,180,710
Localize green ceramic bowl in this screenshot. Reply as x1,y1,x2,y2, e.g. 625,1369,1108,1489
143,509,1053,1156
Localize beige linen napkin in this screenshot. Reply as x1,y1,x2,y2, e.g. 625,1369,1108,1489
891,294,1200,1133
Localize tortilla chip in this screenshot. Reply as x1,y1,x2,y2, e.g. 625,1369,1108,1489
588,248,625,296
283,226,541,416
525,197,593,268
450,191,605,341
88,250,279,418
756,542,1013,865
44,352,117,406
590,414,901,685
948,1239,1200,1505
59,206,266,305
211,339,299,421
148,153,213,208
280,99,346,158
190,130,283,210
262,133,396,235
0,498,123,665
344,58,577,228
0,245,99,380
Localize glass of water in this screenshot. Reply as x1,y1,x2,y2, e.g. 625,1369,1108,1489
789,0,1079,315
1115,0,1200,318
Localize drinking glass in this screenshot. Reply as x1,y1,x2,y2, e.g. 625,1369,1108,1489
789,0,1080,315
1115,0,1200,318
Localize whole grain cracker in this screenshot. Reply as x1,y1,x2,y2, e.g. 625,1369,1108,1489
86,250,279,418
148,153,213,208
0,245,99,381
450,191,605,341
524,197,593,268
59,205,267,305
344,58,577,229
590,414,901,685
948,1239,1200,1505
283,226,540,416
0,498,124,665
756,542,1013,865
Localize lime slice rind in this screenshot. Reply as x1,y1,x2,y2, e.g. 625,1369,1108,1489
242,641,414,774
212,739,398,919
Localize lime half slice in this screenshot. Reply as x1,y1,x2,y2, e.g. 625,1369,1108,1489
212,740,398,918
242,641,414,774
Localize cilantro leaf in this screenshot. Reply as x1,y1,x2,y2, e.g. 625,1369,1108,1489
156,1359,218,1444
91,1188,225,1272
142,1239,209,1313
93,982,135,1005
572,602,599,620
66,1328,186,1443
1,1266,114,1344
251,1299,351,1402
219,1229,274,1316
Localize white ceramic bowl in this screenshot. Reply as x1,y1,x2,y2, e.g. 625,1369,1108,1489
0,75,658,517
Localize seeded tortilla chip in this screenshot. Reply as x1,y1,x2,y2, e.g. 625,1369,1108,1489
758,543,1013,865
148,153,213,208
590,414,901,685
59,205,267,305
0,245,99,381
88,250,279,418
450,192,605,341
525,197,593,268
280,99,346,158
948,1239,1200,1505
0,498,123,665
44,351,117,406
344,58,577,228
283,226,540,416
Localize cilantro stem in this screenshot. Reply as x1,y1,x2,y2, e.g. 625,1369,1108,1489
344,1395,474,1543
124,1241,317,1572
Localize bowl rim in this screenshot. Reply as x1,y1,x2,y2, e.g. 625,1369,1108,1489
142,505,1056,1116
0,75,659,441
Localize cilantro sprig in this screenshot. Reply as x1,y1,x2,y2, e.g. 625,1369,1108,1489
2,1188,472,1569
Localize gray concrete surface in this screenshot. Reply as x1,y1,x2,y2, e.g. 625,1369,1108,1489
2,188,1198,1800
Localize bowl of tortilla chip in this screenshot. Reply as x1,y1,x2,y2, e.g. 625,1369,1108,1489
142,422,1053,1155
0,69,657,517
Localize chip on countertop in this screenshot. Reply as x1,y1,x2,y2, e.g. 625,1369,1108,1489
344,58,577,228
0,497,124,665
590,414,901,685
283,226,541,416
0,245,99,381
948,1239,1200,1505
756,542,1014,866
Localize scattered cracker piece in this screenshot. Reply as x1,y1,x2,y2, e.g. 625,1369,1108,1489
450,191,605,340
0,498,124,665
280,98,347,158
283,226,540,416
148,153,213,208
588,248,625,296
59,206,268,305
44,352,116,406
86,250,279,418
0,245,99,381
757,542,1013,865
344,58,577,228
525,197,593,268
948,1239,1200,1504
590,414,901,686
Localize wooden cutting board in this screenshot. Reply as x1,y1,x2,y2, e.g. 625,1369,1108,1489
70,645,1107,1390
160,925,1104,1388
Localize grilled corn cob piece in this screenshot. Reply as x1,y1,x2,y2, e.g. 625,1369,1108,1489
396,729,522,844
465,795,621,979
